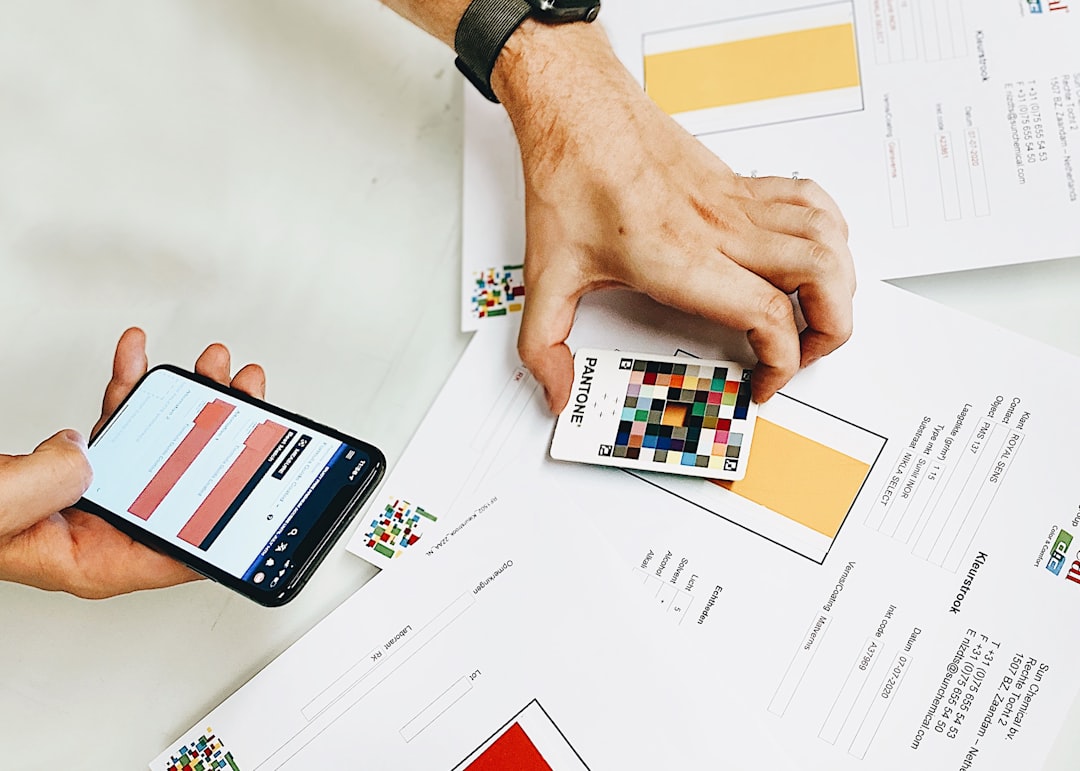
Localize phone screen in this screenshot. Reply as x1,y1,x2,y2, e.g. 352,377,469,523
83,367,380,599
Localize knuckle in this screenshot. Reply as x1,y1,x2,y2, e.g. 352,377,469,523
58,559,111,600
759,291,796,330
812,306,855,350
839,250,857,293
69,579,109,601
777,361,800,382
516,334,536,361
793,177,819,200
58,446,94,493
805,241,835,275
36,446,95,508
836,210,851,240
796,177,824,197
760,353,799,385
830,315,855,345
802,206,831,241
795,178,839,217
516,337,543,373
0,461,14,517
66,579,92,599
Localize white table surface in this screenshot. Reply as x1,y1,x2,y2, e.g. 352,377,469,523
1,2,1078,768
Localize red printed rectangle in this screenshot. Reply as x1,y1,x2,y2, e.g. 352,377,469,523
465,723,551,771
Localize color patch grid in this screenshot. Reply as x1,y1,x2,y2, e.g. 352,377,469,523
471,265,525,319
613,359,752,472
364,498,437,559
165,730,239,771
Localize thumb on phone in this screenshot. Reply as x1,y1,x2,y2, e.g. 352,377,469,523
0,430,93,542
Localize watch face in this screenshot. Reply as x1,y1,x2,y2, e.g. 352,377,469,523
527,0,601,23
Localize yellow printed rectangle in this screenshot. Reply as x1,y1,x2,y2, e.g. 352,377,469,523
645,23,860,116
716,418,870,538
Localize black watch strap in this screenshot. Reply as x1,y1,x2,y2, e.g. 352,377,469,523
454,0,533,103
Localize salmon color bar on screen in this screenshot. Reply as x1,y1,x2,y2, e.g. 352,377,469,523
466,723,552,771
128,399,235,520
177,420,289,548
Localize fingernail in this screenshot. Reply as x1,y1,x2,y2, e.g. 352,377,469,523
62,429,87,447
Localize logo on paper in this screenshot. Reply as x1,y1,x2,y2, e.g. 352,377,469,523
1067,559,1080,585
1021,0,1070,14
363,498,437,560
165,728,238,771
1046,529,1074,575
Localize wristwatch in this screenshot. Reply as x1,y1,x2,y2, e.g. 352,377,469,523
454,0,601,103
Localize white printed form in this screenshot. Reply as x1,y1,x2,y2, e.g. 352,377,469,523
636,0,1080,277
628,0,1080,278
354,281,1080,770
346,324,550,572
153,488,756,769
868,398,1030,573
572,283,1080,770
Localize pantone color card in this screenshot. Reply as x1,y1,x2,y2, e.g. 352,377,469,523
551,349,758,480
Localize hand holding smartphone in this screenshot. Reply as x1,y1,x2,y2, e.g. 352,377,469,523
79,366,385,606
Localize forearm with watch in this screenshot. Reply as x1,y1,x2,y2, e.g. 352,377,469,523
377,0,858,414
377,0,615,130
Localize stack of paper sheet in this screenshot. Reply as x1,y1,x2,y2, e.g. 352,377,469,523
157,281,1080,769
153,1,1080,768
336,282,1080,770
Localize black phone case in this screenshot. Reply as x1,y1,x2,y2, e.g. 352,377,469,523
78,364,386,606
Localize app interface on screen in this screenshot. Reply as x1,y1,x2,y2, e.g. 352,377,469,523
85,369,371,591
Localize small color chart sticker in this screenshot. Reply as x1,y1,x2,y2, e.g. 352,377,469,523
471,265,525,320
165,729,239,771
550,349,759,480
364,498,438,559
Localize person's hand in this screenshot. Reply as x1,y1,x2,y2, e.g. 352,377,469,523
0,328,266,599
492,21,856,412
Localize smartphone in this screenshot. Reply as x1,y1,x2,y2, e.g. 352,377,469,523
78,365,385,606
